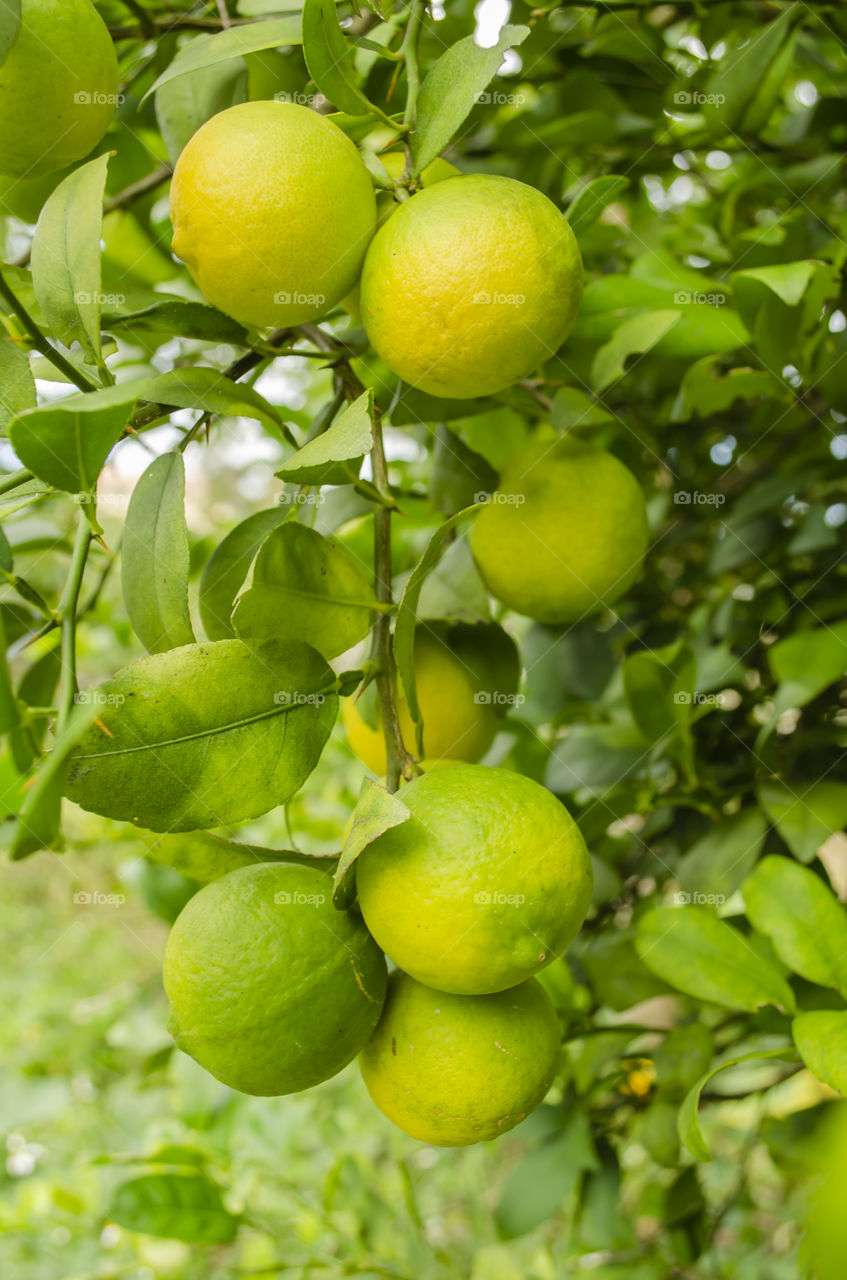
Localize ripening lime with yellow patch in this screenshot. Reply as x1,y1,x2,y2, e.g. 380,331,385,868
360,971,561,1145
163,862,387,1096
170,101,377,328
0,0,119,178
360,174,582,398
470,436,649,623
355,764,593,996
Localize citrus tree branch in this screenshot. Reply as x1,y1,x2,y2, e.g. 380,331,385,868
0,268,98,393
56,515,93,735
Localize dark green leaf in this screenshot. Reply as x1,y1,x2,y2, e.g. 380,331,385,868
302,0,394,124
144,367,285,432
9,387,135,494
145,16,302,100
677,809,767,903
759,779,847,863
199,508,289,642
622,640,696,744
566,176,628,237
108,1173,240,1243
744,856,847,992
496,1112,598,1238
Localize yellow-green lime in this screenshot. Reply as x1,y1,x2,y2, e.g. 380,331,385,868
470,435,648,623
359,971,561,1146
163,862,387,1096
342,624,502,774
0,0,119,178
359,174,582,398
170,101,377,328
356,764,593,995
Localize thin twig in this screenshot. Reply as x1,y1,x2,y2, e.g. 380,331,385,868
0,269,98,392
56,516,93,735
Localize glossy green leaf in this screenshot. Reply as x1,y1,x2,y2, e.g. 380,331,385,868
9,389,134,494
793,1011,847,1095
232,522,379,661
759,620,847,745
155,59,247,164
102,297,248,346
333,778,410,908
145,16,302,100
277,389,373,486
758,779,847,863
411,24,530,173
31,153,110,363
0,341,35,434
678,1047,798,1161
496,1112,598,1238
702,7,796,131
677,809,767,903
393,506,479,734
744,856,847,992
636,906,795,1014
64,639,338,833
144,367,286,432
302,0,394,125
122,453,196,655
550,387,612,433
566,176,628,237
145,830,332,883
108,1173,240,1243
199,508,289,641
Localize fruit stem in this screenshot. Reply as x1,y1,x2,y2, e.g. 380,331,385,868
0,269,98,393
56,515,93,736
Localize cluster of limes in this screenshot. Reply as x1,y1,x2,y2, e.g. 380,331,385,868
2,8,648,1145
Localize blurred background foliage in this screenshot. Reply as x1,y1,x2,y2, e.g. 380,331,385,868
2,0,847,1277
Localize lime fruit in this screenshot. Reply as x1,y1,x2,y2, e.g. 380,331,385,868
356,764,592,995
470,435,648,623
0,0,119,178
359,971,561,1145
170,101,377,329
163,862,387,1095
359,173,582,398
342,622,516,774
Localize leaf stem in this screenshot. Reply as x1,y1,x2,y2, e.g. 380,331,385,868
400,0,425,130
0,268,98,393
0,468,34,496
56,515,93,735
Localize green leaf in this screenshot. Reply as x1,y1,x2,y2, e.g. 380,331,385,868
64,639,338,833
302,0,395,125
122,453,196,655
0,341,36,435
144,16,302,101
793,1011,847,1095
759,779,847,863
0,609,20,733
155,59,247,164
10,699,100,860
410,24,530,173
277,389,373,486
0,2,21,68
636,906,796,1014
566,176,628,237
199,508,289,641
545,722,647,794
144,367,286,433
759,620,847,745
702,7,796,131
677,809,767,903
671,358,785,424
622,640,696,744
108,1174,240,1243
743,856,847,993
429,424,498,517
733,260,821,309
591,310,681,392
333,778,410,908
232,522,378,661
496,1112,598,1238
678,1047,798,1162
9,389,134,494
146,830,331,883
393,506,479,740
103,297,248,346
550,387,612,433
31,153,111,364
